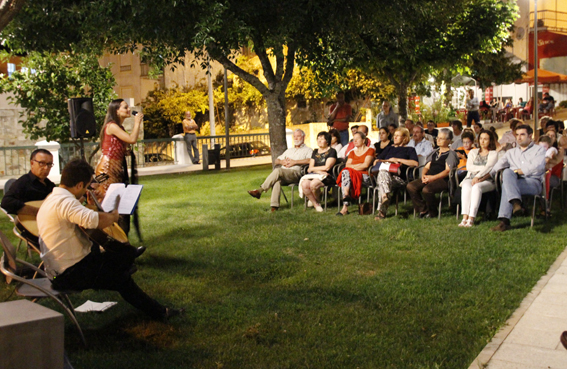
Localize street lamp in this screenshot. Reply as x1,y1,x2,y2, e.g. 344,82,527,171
533,0,539,132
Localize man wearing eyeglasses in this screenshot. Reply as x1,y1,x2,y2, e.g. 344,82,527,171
1,149,56,215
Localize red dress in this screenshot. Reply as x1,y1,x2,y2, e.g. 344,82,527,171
94,122,127,202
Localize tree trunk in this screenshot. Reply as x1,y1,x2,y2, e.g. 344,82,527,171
396,81,409,120
265,90,287,164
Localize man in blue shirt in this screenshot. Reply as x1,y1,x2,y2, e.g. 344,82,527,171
490,124,546,231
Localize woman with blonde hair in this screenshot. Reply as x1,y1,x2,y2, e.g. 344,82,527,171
372,127,418,219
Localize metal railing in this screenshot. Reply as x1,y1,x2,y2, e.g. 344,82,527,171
0,132,272,178
530,10,567,34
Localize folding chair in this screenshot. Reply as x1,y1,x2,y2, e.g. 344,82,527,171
0,230,86,346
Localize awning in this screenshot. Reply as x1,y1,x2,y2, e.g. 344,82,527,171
517,68,567,84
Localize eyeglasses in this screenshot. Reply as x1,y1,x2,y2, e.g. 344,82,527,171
32,160,54,168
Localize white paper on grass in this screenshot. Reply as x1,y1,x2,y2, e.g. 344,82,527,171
75,300,117,313
100,183,143,214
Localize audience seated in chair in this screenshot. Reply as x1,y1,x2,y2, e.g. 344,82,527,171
498,118,522,152
490,124,546,232
338,125,372,159
1,149,56,216
371,127,418,220
336,131,375,216
458,130,499,227
408,125,434,158
374,127,393,157
329,128,343,155
300,131,337,212
247,129,313,212
407,129,459,218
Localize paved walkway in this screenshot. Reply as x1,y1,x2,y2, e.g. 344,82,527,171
469,247,567,369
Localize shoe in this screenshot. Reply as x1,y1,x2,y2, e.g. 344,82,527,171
128,264,138,275
512,200,525,216
561,331,567,350
307,200,314,208
491,221,512,232
418,211,428,218
374,211,386,221
314,204,324,212
335,210,349,216
135,246,146,258
164,307,185,320
271,207,279,212
463,219,474,228
248,189,261,199
458,219,468,227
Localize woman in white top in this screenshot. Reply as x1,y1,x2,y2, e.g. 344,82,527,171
459,129,499,227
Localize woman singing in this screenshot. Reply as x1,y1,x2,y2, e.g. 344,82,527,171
94,99,143,233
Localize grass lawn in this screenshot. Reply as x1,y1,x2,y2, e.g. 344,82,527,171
1,164,566,368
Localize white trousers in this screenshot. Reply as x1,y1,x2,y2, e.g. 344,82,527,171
460,179,496,218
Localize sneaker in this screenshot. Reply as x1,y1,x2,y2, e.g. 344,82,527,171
307,200,314,208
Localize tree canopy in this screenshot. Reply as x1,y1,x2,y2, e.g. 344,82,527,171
4,0,369,159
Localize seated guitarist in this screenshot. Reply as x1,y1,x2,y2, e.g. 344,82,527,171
1,149,56,216
37,159,182,320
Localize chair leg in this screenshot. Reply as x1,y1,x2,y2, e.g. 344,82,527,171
290,184,295,209
324,186,328,211
438,191,445,220
395,190,399,216
531,196,537,228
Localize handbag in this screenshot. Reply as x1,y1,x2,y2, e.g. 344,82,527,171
379,162,401,175
358,203,372,215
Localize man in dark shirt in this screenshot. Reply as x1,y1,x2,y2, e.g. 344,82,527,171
1,149,55,215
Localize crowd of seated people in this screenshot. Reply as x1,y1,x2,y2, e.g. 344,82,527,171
247,117,564,231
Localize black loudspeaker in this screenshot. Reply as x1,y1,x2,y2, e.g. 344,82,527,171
69,98,96,138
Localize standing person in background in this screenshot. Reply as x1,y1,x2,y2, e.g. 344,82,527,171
376,100,399,129
465,89,480,128
94,99,143,234
327,91,352,146
182,111,200,164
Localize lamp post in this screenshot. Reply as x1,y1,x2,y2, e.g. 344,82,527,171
533,0,539,133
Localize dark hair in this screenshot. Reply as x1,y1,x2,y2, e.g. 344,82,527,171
30,148,53,161
388,123,397,130
351,125,359,130
474,122,483,130
451,120,463,130
317,131,332,146
100,98,125,142
538,135,552,145
546,120,559,131
60,159,94,188
329,128,341,143
508,118,522,131
489,126,499,140
478,129,497,151
427,120,436,126
405,119,414,125
461,131,475,143
515,124,533,135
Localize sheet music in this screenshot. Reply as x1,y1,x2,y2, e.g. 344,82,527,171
101,183,143,214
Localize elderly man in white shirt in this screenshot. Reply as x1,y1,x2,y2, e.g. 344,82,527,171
408,126,434,157
38,159,181,319
248,129,313,211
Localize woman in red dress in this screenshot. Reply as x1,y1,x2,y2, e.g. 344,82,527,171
94,99,143,232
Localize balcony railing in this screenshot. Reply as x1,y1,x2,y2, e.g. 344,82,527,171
0,132,272,178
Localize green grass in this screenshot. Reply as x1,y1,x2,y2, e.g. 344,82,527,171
1,164,566,368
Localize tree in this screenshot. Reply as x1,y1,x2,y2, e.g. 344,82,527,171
0,0,25,32
4,0,368,161
301,0,519,119
0,51,117,142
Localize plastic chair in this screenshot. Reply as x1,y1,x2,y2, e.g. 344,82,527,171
0,230,86,346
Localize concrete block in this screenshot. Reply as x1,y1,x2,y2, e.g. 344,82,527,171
0,300,64,369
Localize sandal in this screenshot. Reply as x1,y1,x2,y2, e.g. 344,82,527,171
458,219,468,227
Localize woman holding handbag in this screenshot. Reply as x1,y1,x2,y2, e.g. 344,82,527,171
372,127,418,220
